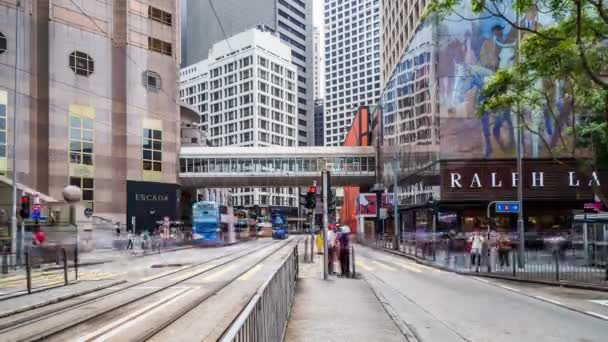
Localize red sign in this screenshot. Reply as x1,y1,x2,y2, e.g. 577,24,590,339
359,193,377,217
584,202,604,212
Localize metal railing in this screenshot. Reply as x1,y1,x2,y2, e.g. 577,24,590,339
220,244,298,342
367,235,608,288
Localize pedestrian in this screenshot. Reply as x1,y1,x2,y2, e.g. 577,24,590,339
327,226,337,274
469,230,484,271
126,230,134,250
498,232,511,267
115,222,121,237
338,227,350,277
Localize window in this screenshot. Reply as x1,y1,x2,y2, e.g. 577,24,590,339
148,6,172,26
148,37,172,56
0,32,6,54
0,98,5,158
69,116,94,165
70,177,94,209
142,70,161,90
143,129,162,172
69,51,94,76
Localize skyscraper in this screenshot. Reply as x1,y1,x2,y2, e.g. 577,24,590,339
324,0,381,146
313,26,324,101
180,28,298,208
183,0,314,146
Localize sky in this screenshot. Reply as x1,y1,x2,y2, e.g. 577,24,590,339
313,0,324,27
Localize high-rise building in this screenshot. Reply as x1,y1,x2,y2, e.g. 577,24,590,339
0,0,181,230
314,99,324,146
381,0,429,86
313,26,324,101
183,0,314,146
323,0,381,146
179,28,298,208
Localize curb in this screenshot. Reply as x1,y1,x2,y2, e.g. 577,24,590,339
376,246,608,293
0,279,127,319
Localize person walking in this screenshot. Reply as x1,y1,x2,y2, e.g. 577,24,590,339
327,226,337,274
126,230,134,250
338,227,350,277
469,231,484,272
498,232,511,267
115,222,121,237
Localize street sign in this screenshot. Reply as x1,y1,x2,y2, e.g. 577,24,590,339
31,203,41,220
496,201,520,213
84,207,93,218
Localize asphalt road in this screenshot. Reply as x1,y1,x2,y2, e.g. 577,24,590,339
356,245,608,342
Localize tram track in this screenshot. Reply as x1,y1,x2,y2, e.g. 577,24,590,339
0,240,279,341
35,239,296,342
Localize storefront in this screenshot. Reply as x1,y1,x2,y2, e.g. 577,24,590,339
398,159,601,239
126,181,180,233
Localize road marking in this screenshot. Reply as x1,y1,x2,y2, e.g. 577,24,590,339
535,296,563,306
392,261,422,273
239,264,263,280
475,278,491,283
589,299,608,307
202,264,237,282
355,260,374,271
75,288,193,342
498,285,520,292
372,260,397,272
585,311,608,321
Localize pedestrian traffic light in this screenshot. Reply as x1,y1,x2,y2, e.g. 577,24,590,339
306,192,316,209
20,195,30,218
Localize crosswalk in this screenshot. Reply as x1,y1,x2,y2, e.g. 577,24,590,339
356,256,440,275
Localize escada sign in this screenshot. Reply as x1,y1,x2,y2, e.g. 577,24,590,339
135,193,169,201
449,171,602,188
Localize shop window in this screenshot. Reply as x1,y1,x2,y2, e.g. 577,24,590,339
69,115,94,165
148,6,172,26
0,32,6,54
70,177,94,209
143,128,162,172
148,37,172,56
142,70,161,91
69,51,94,76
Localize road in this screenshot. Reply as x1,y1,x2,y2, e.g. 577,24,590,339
355,245,608,342
0,238,297,342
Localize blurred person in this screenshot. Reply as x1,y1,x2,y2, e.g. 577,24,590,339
327,226,337,275
338,227,350,277
126,230,134,250
115,222,121,236
469,230,484,271
498,232,512,267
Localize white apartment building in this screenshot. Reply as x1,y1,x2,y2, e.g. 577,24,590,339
179,27,298,208
323,0,381,146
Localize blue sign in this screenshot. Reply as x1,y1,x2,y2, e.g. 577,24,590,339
31,210,40,220
496,201,520,213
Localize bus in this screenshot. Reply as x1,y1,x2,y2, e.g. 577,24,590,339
192,201,221,243
271,211,288,240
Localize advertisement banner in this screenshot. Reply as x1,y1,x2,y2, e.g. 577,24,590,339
358,193,394,217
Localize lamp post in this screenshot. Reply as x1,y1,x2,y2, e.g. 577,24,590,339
62,185,81,280
10,1,21,259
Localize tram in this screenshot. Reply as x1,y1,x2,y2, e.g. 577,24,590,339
192,201,221,243
271,211,288,240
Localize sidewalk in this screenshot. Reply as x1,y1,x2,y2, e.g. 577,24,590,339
285,253,409,341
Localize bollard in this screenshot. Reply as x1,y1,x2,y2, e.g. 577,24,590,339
554,251,560,282
350,245,356,278
63,248,68,285
1,253,7,274
25,251,31,294
74,247,79,281
512,250,517,277
304,238,308,263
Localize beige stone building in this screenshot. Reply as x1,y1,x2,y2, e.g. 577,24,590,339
381,0,429,86
0,0,180,225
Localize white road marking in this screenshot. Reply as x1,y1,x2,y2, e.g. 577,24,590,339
498,285,520,292
475,278,491,283
75,288,193,342
585,311,608,321
535,296,563,306
589,299,608,307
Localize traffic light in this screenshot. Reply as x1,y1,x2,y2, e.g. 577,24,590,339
20,195,30,218
305,192,316,209
325,171,335,214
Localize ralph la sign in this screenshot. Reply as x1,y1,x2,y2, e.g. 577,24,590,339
449,171,602,188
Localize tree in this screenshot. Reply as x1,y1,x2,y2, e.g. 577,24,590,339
427,0,608,202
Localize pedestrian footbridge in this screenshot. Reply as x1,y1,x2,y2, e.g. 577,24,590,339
179,146,376,188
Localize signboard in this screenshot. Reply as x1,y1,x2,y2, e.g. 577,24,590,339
496,201,520,213
584,202,604,212
358,193,393,217
31,192,41,220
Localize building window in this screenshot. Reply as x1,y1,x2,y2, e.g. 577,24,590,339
148,6,172,26
0,32,6,54
69,116,94,165
143,128,162,172
142,70,161,90
148,37,172,56
70,177,94,209
69,51,94,76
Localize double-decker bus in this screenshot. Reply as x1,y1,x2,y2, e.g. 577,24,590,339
271,211,288,240
192,201,221,242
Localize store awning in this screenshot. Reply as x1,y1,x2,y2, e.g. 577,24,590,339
0,175,60,203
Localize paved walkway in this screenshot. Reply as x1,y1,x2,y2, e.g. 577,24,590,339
285,253,408,341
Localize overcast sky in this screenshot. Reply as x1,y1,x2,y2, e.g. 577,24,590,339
313,0,324,27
